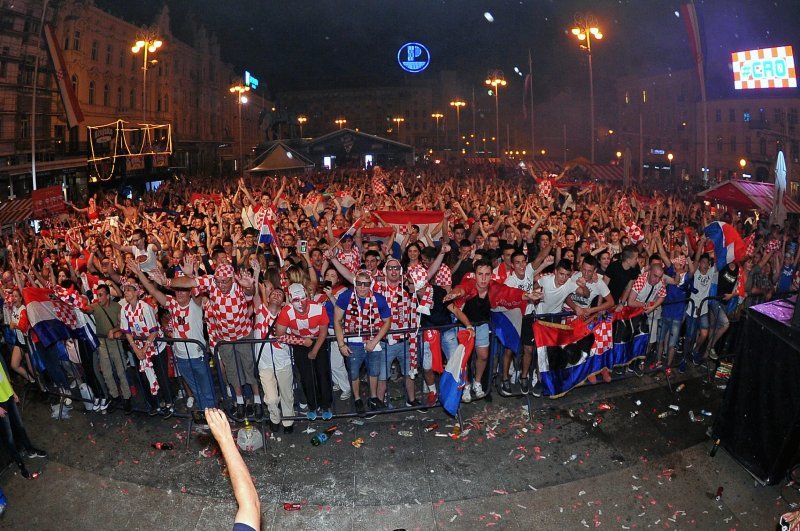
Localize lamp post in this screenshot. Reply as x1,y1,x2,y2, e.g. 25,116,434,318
570,13,603,163
229,83,250,177
484,72,506,157
449,100,466,154
393,116,405,140
431,112,443,150
335,118,347,129
131,32,163,125
667,152,674,177
297,115,307,138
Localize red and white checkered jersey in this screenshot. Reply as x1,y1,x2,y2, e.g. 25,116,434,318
254,305,291,370
120,300,163,358
631,272,667,301
336,246,361,274
433,263,453,288
276,301,329,337
164,296,206,359
196,275,253,342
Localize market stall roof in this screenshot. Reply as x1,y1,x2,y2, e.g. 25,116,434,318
698,179,800,214
247,142,314,173
0,197,33,226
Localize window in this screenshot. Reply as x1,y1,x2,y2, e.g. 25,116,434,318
163,94,169,113
106,44,112,65
759,137,767,156
157,94,161,112
63,35,70,51
20,117,29,139
73,31,81,51
715,109,721,122
774,108,783,124
103,84,109,106
88,81,95,104
730,136,737,152
792,141,799,161
743,111,751,123
91,41,98,61
71,74,78,95
119,49,124,68
117,86,123,108
716,137,723,153
729,108,735,122
129,89,135,109
790,108,798,125
745,136,752,154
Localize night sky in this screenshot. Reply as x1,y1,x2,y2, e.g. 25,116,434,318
96,0,798,102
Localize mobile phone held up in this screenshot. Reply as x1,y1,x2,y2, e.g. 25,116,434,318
299,240,307,254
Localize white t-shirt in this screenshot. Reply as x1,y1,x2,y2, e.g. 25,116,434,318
504,264,536,315
689,265,717,316
568,272,611,309
535,273,579,315
132,243,159,273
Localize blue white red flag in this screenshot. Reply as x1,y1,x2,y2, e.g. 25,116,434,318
23,287,98,350
703,221,745,270
491,307,522,354
438,329,475,416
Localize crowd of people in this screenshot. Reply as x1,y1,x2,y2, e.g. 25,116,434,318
0,163,798,439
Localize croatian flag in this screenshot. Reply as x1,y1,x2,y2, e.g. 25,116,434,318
333,226,399,257
258,217,278,245
438,330,475,416
23,287,98,350
373,210,445,245
491,307,523,354
704,221,745,269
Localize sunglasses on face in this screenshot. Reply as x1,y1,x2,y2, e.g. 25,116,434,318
386,265,401,271
355,281,371,287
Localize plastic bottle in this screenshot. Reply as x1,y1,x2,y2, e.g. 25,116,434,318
152,442,174,450
311,425,338,446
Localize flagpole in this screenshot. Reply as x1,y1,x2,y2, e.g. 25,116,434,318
471,86,476,154
30,0,49,192
528,49,535,157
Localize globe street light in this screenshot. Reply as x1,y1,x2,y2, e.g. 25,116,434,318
393,116,405,140
431,112,443,151
484,72,506,157
297,115,307,138
667,152,674,177
229,83,250,177
335,118,347,129
570,13,603,163
131,32,163,125
449,100,466,154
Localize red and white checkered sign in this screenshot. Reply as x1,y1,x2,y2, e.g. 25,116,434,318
732,46,797,90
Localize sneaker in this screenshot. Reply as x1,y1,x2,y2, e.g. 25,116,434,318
283,425,294,434
339,390,352,401
269,421,281,433
253,404,264,422
354,399,366,417
520,378,531,395
692,352,704,366
472,381,486,399
613,366,625,376
161,405,175,419
461,387,472,403
186,397,195,409
498,380,513,397
332,384,341,392
27,448,48,459
368,397,385,411
425,391,437,407
123,398,132,414
709,348,719,361
106,397,119,414
298,402,309,412
98,398,109,412
321,409,333,421
306,409,318,421
92,398,101,412
530,372,542,397
405,399,421,408
629,362,644,377
148,406,160,417
233,404,245,422
678,359,687,374
19,467,33,480
653,360,664,371
245,404,255,418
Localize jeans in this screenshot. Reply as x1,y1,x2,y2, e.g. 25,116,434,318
0,397,33,468
174,356,216,410
381,341,411,379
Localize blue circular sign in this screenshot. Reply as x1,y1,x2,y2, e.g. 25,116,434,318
397,42,431,73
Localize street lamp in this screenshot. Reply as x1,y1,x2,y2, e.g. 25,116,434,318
449,100,466,154
392,116,405,140
335,118,347,129
431,112,443,150
131,31,163,125
739,158,746,171
570,13,603,163
229,83,250,177
297,115,307,138
484,72,506,157
667,152,674,177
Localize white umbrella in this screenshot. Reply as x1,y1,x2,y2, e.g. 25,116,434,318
771,151,787,227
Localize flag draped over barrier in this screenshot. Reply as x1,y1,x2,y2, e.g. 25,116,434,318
535,307,646,398
23,287,98,350
439,329,476,416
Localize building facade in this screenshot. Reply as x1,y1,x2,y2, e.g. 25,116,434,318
0,0,271,201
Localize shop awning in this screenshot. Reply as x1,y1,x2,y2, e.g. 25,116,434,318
0,197,33,226
698,179,800,214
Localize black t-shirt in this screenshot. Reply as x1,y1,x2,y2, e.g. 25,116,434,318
717,264,740,296
422,285,454,327
451,261,474,287
463,292,491,323
605,260,641,303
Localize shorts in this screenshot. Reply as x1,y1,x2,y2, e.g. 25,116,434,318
657,315,683,348
380,341,412,379
685,313,710,343
520,314,536,347
473,323,490,348
422,327,460,371
347,342,381,381
708,300,730,330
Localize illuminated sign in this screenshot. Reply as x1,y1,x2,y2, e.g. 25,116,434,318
650,148,665,155
732,46,796,89
397,42,430,73
244,70,259,90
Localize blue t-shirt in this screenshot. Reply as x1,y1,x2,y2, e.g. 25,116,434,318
662,265,690,320
335,290,391,319
777,264,795,294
